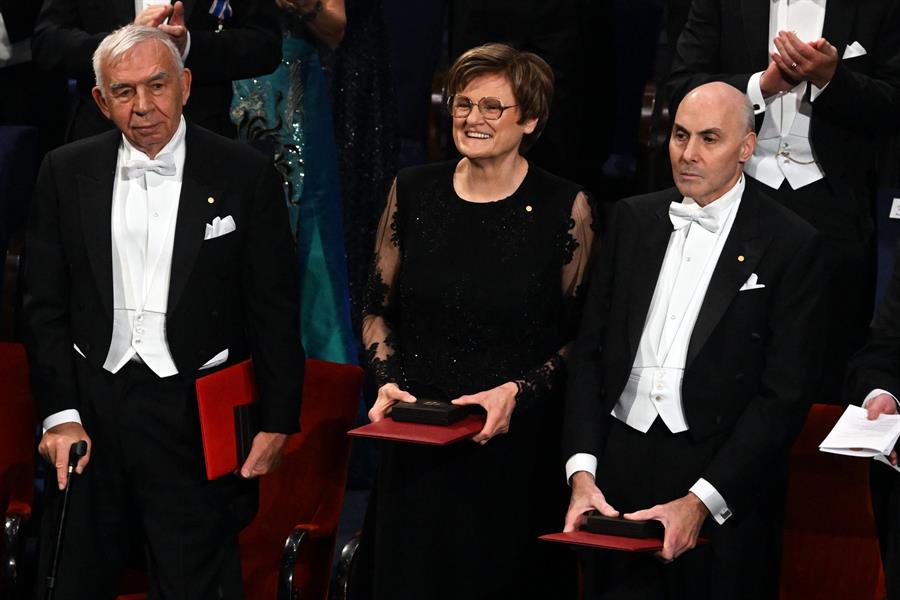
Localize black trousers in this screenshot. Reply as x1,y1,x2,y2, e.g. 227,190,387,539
582,419,784,600
767,178,875,404
37,361,255,600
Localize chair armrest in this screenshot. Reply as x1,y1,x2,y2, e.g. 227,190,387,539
334,533,361,600
3,512,27,590
278,524,323,600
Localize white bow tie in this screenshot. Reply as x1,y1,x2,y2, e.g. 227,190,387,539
123,154,176,179
669,202,722,233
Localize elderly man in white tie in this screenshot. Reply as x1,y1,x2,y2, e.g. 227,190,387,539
562,82,826,600
24,24,303,599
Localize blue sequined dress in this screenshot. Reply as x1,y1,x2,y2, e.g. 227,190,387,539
231,27,355,364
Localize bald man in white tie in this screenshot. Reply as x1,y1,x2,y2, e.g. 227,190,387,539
24,25,303,599
561,82,826,599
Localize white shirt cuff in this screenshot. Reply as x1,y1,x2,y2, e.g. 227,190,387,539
182,31,191,61
43,409,82,434
747,71,766,114
690,478,733,524
810,81,829,101
863,389,900,410
565,453,597,485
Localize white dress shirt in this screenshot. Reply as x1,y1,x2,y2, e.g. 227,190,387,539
566,177,746,525
42,118,187,432
745,0,828,191
0,12,32,68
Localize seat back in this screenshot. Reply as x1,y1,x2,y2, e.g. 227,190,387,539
0,342,35,518
0,342,36,596
779,404,886,599
240,359,363,600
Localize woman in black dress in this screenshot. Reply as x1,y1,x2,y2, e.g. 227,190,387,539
353,43,595,599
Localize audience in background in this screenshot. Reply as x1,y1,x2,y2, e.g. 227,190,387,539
31,0,282,140
231,0,356,365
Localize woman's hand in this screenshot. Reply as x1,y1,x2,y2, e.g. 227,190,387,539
451,381,518,444
368,383,416,422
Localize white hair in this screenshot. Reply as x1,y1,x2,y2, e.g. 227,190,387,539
740,94,755,134
92,25,183,93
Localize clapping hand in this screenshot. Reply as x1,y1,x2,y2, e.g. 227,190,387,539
133,1,188,55
772,31,838,89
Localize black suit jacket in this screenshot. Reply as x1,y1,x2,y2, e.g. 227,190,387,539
563,180,825,515
31,0,281,139
667,0,900,194
0,0,40,42
23,123,304,434
848,239,900,403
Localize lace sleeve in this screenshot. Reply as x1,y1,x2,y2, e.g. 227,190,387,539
361,179,403,388
514,191,596,410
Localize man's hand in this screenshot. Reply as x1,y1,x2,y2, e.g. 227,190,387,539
772,31,838,89
239,431,288,478
133,3,172,27
368,383,416,422
157,1,188,55
451,381,517,444
563,471,619,532
625,493,708,562
760,60,800,97
38,422,92,490
867,393,899,465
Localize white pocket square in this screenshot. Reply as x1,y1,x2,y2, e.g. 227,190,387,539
739,273,766,291
843,41,867,60
199,348,229,370
73,343,86,358
204,215,236,240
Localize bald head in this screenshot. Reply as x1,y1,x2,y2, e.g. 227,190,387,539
682,82,755,134
669,82,757,206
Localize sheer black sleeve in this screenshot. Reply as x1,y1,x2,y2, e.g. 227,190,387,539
514,191,595,410
361,179,403,388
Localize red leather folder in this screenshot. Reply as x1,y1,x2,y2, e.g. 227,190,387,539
539,531,664,552
196,359,257,480
539,531,709,552
348,414,485,445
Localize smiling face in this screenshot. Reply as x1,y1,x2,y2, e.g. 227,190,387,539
669,84,756,206
92,39,191,158
451,73,537,162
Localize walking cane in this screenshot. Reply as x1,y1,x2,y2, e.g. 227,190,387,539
45,440,88,600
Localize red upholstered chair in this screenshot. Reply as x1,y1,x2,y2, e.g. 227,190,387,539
0,342,36,596
240,358,363,600
779,403,886,600
118,358,363,600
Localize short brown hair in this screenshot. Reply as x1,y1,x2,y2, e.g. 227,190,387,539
444,43,554,153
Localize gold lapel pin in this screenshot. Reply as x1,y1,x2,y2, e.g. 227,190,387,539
525,205,533,212
738,255,745,262
207,196,215,204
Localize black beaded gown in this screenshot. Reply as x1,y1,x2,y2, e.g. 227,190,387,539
353,160,595,599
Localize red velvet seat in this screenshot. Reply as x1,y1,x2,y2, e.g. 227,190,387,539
118,358,363,600
779,403,886,600
240,358,363,599
0,342,36,596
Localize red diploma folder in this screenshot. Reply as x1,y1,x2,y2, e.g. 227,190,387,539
539,531,664,552
195,359,257,480
539,531,709,552
348,414,485,446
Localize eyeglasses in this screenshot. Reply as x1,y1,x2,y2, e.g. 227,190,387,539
447,95,518,120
